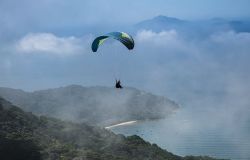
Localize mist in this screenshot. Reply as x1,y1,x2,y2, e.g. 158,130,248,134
1,9,250,159
97,29,250,159
1,0,250,159
1,26,250,121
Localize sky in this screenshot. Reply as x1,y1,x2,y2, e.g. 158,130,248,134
0,0,250,99
1,0,250,32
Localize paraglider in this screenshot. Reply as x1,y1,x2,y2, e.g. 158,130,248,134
91,31,134,89
91,32,134,52
115,79,123,89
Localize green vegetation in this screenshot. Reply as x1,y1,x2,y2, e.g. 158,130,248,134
0,86,179,126
0,97,224,160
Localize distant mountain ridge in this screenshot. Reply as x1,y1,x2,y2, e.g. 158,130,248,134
135,15,250,34
0,85,179,126
137,15,187,26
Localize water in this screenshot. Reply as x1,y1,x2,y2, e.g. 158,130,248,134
110,108,250,160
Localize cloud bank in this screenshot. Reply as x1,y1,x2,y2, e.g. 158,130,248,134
136,30,179,45
16,33,92,56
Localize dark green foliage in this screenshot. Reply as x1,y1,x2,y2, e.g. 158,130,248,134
0,97,223,160
0,137,41,160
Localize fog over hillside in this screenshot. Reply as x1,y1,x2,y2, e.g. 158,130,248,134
1,15,250,141
0,15,249,137
0,85,178,126
1,0,250,159
0,96,222,160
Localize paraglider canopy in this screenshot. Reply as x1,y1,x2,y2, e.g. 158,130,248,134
91,32,134,52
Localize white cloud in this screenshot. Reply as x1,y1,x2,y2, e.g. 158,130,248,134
211,31,250,44
209,31,250,53
16,33,91,56
136,30,179,46
134,29,197,56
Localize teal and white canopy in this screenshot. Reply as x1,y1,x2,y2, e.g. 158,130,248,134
91,32,134,52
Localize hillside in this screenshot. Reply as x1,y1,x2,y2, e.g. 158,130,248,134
0,97,223,160
0,85,179,126
135,15,250,37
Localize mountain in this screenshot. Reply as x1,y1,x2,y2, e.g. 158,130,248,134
135,15,188,32
0,85,179,126
0,97,223,160
134,15,250,36
229,20,250,32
